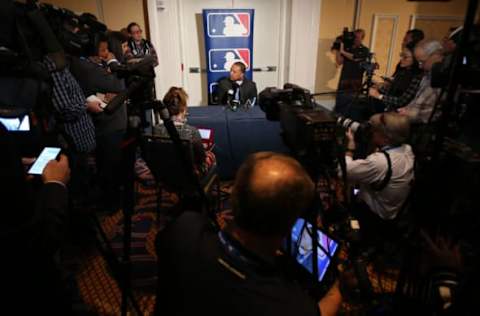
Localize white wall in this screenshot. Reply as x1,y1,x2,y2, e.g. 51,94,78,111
287,0,321,92
148,0,322,100
147,0,185,99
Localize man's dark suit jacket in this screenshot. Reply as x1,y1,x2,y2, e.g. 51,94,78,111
70,57,127,136
215,77,258,105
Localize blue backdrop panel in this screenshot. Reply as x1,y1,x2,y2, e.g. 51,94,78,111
203,9,255,104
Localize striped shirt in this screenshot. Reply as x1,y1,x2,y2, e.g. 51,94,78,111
42,57,96,153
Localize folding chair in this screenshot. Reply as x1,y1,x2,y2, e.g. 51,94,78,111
141,135,220,224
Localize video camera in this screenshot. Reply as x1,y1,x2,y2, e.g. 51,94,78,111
260,84,374,160
260,84,338,170
0,1,108,115
331,27,356,51
259,84,377,302
39,3,107,57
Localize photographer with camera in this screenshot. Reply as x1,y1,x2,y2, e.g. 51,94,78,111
156,152,341,316
332,29,370,95
344,112,414,242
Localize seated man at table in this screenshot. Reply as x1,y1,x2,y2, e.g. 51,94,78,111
216,62,258,106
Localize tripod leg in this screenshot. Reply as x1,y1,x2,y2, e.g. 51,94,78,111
121,140,136,316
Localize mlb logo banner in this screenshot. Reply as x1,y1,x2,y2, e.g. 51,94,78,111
206,12,251,37
208,48,251,72
203,9,254,104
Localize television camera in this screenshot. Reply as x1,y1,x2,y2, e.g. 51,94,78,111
331,27,356,51
259,83,377,302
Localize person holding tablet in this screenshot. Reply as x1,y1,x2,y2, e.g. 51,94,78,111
156,152,342,316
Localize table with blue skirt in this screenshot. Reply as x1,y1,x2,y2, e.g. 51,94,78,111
187,106,288,179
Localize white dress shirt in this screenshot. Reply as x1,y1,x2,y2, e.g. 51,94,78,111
234,80,243,101
346,144,415,220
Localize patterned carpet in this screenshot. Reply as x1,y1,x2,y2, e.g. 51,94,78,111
72,171,231,315
69,167,400,315
74,179,177,315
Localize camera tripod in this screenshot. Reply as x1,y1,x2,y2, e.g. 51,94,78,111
89,73,214,315
338,53,379,123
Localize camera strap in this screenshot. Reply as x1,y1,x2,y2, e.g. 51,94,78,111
370,150,392,191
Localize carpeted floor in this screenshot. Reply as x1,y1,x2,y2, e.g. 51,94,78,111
71,177,172,315
71,173,231,315
68,169,400,315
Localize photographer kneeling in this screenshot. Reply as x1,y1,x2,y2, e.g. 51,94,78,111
345,112,414,242
156,152,341,316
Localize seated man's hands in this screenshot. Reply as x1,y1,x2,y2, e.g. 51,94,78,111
42,154,70,186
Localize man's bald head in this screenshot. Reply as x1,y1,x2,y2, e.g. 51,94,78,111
232,152,314,237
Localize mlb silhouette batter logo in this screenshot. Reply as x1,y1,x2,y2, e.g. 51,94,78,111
207,12,250,37
209,48,250,72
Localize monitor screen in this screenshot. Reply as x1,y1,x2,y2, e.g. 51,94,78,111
198,128,212,140
288,218,339,281
0,115,30,132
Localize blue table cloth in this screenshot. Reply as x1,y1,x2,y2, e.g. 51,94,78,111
188,106,288,179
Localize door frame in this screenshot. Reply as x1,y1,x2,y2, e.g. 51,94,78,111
146,0,321,102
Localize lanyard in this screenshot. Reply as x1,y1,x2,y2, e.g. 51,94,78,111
218,231,255,266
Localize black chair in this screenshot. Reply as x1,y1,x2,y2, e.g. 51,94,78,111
141,134,220,223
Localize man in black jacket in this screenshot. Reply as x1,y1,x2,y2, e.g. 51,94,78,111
216,61,258,106
69,32,128,213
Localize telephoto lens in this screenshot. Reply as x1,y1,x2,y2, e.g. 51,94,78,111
337,116,362,133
